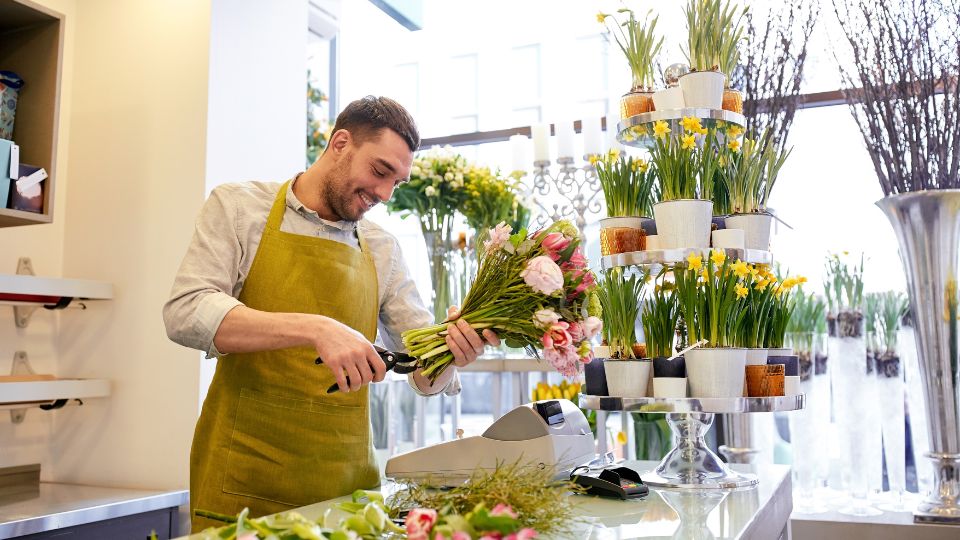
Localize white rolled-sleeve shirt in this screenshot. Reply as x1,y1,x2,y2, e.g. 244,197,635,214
163,179,456,395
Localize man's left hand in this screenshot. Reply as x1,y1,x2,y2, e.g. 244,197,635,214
445,306,501,368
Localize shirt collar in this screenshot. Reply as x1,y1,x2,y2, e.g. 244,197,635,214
287,174,358,232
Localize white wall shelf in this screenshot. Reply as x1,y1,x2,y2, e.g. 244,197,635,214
0,273,113,306
0,379,111,407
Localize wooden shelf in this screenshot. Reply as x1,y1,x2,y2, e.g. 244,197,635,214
0,378,111,408
0,0,65,227
0,273,113,305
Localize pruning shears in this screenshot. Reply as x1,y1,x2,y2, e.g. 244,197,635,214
315,345,418,393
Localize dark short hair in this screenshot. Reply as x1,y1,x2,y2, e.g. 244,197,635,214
331,96,420,152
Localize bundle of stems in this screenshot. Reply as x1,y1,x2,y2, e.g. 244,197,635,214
597,268,646,358
733,0,818,155
832,0,959,194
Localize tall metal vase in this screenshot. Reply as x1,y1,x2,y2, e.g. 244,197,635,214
877,190,960,523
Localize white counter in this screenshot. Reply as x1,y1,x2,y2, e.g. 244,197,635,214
178,460,792,539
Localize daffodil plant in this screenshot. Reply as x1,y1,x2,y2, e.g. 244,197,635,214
721,129,791,214
650,116,718,202
764,273,805,348
673,250,747,347
642,277,680,358
595,151,659,217
597,268,647,358
683,0,748,74
599,9,664,91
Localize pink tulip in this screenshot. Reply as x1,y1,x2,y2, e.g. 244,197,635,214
491,504,518,519
484,222,513,252
541,232,571,255
541,322,572,350
567,321,585,342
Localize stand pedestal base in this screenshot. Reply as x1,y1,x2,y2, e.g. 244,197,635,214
640,412,759,490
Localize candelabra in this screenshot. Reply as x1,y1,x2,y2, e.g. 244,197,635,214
529,156,603,237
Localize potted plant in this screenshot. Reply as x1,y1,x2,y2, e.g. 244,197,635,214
721,130,791,250
875,291,910,510
764,273,803,396
597,268,650,397
680,0,746,109
674,250,748,398
642,278,686,397
599,8,664,118
649,117,716,249
786,290,826,382
717,3,748,113
596,152,659,255
733,262,773,394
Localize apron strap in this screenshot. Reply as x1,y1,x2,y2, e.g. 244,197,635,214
266,180,292,232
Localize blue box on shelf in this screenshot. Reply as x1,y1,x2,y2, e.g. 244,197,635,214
0,138,12,209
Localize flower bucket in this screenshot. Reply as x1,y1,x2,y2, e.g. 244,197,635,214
712,228,744,250
686,347,747,398
653,86,685,111
620,89,655,119
0,71,24,140
746,364,785,397
722,88,743,114
724,213,773,251
599,216,645,255
604,359,652,398
652,199,713,249
584,347,610,396
678,70,726,110
743,348,770,396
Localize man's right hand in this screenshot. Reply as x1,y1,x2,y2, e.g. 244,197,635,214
312,316,387,393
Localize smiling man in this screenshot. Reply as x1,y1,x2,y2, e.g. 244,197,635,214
163,96,498,531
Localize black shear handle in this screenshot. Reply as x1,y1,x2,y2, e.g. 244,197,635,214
315,349,414,393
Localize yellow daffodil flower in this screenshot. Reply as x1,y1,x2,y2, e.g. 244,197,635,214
632,125,649,137
755,280,768,292
588,154,600,165
654,120,671,138
782,277,799,289
701,268,712,282
735,283,749,299
727,139,742,152
711,249,726,266
799,276,808,284
681,134,697,150
617,431,628,445
726,125,743,139
731,259,749,278
750,266,760,278
687,252,703,271
698,126,709,136
597,12,608,24
637,159,650,173
718,155,726,167
681,116,702,133
608,148,621,160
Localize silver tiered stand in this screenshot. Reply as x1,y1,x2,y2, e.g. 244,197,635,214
584,108,805,490
579,394,804,489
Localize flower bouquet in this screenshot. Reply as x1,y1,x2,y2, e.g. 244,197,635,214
401,220,601,381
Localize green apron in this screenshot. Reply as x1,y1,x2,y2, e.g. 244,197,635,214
190,181,380,532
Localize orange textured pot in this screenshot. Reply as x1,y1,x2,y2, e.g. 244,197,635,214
620,90,655,119
722,88,743,114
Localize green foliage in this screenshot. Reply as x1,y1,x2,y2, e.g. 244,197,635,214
683,0,748,73
878,291,909,353
596,153,658,217
721,129,792,213
641,279,680,358
823,253,865,313
599,8,664,89
597,268,647,358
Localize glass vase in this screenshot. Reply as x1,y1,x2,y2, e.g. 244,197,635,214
834,310,883,516
900,324,932,497
876,347,910,511
811,333,833,492
788,332,828,514
422,229,456,325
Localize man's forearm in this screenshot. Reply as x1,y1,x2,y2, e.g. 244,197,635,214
213,305,323,354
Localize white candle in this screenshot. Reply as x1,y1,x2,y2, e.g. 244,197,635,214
582,116,604,157
556,119,576,159
531,123,550,163
509,134,529,172
606,116,623,153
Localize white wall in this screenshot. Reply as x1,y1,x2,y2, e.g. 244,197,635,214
0,0,308,490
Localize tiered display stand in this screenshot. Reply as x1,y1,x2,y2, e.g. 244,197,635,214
580,108,805,491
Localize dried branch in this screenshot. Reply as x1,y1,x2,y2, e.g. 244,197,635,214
733,0,819,156
833,0,960,195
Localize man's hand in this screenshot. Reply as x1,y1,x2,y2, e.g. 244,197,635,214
313,317,387,392
444,306,501,368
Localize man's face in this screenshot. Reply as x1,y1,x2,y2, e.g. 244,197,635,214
323,128,413,222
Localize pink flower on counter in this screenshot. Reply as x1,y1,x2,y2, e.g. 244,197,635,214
533,309,561,329
406,508,438,540
540,232,571,259
521,256,564,295
484,222,513,252
583,316,603,339
490,504,518,519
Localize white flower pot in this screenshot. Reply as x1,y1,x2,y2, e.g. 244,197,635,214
653,86,685,111
686,348,747,398
724,213,773,251
652,199,713,249
712,228,744,250
678,71,726,110
785,376,801,396
745,348,769,366
653,377,688,398
604,359,652,398
645,234,660,251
